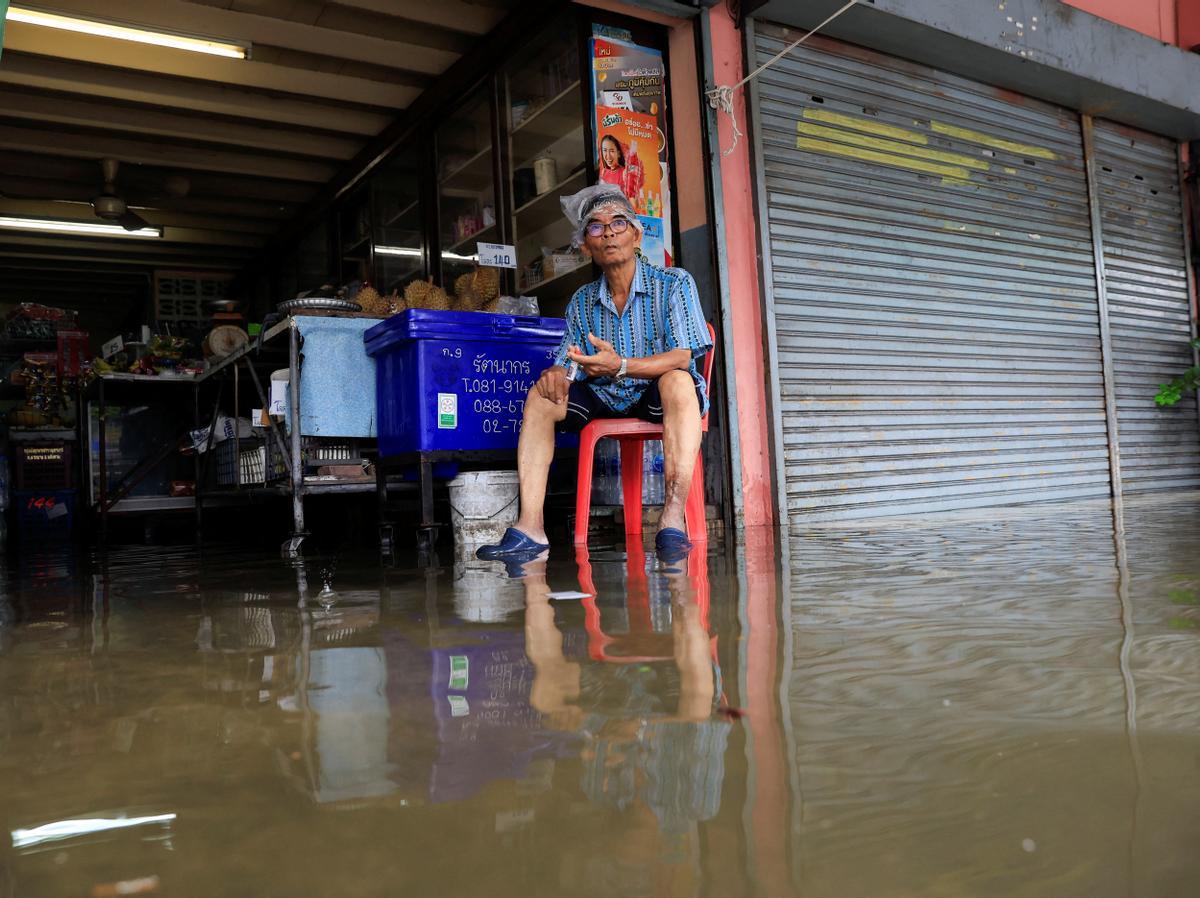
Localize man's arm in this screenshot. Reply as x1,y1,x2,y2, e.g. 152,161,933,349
566,334,690,379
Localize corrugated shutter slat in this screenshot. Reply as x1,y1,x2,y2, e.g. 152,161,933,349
754,26,1113,524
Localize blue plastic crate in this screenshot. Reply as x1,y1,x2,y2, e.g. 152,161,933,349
15,489,75,540
365,310,568,457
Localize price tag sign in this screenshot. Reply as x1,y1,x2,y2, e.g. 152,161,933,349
477,242,517,269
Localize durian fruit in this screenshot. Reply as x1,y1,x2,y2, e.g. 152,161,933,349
385,290,406,315
453,271,475,309
472,266,500,303
405,277,451,311
355,284,388,316
453,265,501,312
482,295,501,314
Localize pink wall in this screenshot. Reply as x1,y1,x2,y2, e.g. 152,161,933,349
1062,0,1178,43
1179,0,1200,48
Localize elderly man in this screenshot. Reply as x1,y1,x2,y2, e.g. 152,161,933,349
478,184,712,561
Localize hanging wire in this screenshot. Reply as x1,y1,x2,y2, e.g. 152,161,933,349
706,0,860,157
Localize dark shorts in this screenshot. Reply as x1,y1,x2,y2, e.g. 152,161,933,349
557,377,704,434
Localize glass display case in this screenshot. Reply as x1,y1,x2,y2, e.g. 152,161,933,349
338,186,372,283
297,222,330,292
371,141,425,295
504,19,591,315
436,88,498,288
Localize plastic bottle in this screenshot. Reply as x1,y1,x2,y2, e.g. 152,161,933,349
592,439,622,506
607,441,623,505
643,440,664,506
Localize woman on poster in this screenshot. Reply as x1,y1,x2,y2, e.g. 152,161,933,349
598,134,644,205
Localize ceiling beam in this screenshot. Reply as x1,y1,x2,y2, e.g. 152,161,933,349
0,88,362,161
5,22,422,108
0,53,390,135
0,198,279,235
0,247,244,269
0,123,339,183
0,174,298,221
328,0,507,35
0,234,255,258
37,0,463,74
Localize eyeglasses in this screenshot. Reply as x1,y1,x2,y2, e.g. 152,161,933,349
585,217,631,238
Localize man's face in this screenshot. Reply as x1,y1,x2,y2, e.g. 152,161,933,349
582,210,641,268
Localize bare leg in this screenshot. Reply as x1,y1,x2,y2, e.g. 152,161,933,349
658,370,702,534
513,387,567,543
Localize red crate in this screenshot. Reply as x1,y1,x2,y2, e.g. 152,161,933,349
13,442,74,490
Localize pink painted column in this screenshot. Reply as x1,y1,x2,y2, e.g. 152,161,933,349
709,10,777,529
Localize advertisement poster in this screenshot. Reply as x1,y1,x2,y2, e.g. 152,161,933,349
590,33,673,267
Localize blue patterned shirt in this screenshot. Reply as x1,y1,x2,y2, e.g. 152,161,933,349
553,258,713,415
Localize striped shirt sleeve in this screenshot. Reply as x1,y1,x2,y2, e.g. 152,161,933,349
552,286,589,373
664,269,714,358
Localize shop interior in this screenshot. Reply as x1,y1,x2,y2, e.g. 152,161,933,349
0,1,720,557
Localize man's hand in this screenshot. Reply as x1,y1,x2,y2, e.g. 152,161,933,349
535,364,570,404
566,333,622,378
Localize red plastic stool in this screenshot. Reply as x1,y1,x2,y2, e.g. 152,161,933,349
574,324,716,547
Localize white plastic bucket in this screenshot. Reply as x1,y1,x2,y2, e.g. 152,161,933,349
447,470,520,547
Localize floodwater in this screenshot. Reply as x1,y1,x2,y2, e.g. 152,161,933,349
1,493,1199,897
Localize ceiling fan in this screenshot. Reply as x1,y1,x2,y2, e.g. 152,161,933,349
92,158,153,231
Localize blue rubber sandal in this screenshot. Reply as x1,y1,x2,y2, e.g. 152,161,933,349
476,527,550,561
654,527,693,564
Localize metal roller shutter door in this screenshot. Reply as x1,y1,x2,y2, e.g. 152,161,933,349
1092,120,1200,493
752,25,1113,525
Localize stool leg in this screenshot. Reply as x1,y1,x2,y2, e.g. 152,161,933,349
575,426,599,546
621,438,645,540
685,452,707,543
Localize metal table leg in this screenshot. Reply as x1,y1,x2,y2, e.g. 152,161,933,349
376,454,394,556
417,453,437,564
282,322,307,559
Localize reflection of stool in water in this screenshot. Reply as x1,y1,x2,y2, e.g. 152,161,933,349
573,323,717,546
576,544,716,666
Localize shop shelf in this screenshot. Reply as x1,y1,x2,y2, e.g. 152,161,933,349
510,81,582,164
341,233,370,259
445,224,498,257
438,146,493,192
514,167,587,235
383,198,420,228
523,261,592,313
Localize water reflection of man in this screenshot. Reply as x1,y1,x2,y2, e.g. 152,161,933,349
518,553,730,892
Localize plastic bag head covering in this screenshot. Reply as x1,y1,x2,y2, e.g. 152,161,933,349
560,183,643,248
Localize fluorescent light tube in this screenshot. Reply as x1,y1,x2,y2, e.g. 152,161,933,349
0,216,162,238
6,6,250,59
13,813,176,849
373,245,421,258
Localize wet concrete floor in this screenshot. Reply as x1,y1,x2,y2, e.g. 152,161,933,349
1,492,1199,897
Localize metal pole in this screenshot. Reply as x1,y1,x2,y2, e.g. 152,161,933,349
1081,114,1125,524
1177,144,1200,433
97,378,107,544
742,16,792,534
699,8,747,530
193,383,202,544
288,321,305,539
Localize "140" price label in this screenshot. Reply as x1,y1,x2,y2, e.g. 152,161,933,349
476,242,517,269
